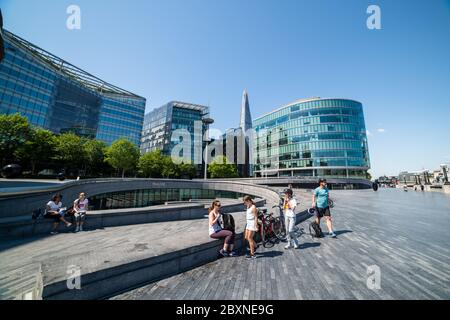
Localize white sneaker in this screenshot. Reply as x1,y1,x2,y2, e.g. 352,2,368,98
284,244,292,249
66,223,72,228
294,243,299,249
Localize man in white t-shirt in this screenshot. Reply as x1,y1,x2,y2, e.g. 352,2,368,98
283,189,299,249
74,192,88,232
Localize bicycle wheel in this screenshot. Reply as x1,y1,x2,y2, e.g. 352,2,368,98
271,205,282,218
272,217,287,241
262,226,275,248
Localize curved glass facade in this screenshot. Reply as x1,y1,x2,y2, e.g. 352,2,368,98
253,98,370,178
0,30,146,146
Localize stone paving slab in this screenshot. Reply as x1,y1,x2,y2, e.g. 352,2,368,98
112,189,450,300
0,194,309,299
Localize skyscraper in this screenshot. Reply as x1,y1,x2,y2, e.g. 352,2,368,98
240,89,252,132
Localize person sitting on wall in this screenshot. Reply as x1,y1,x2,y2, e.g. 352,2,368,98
45,194,72,235
73,192,88,232
208,200,237,257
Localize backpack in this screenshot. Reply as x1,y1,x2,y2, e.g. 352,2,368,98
32,208,44,220
222,214,235,233
309,221,324,238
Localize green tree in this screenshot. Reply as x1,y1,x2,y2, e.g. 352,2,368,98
105,138,140,178
15,127,55,174
161,156,177,178
0,113,31,165
83,139,107,176
207,155,239,179
175,162,197,179
138,149,166,178
54,133,86,174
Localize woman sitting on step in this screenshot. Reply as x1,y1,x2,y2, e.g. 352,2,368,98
208,200,237,257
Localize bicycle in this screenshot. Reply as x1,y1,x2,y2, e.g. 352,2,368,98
256,209,286,247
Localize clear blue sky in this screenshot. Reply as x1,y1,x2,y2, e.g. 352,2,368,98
1,0,450,178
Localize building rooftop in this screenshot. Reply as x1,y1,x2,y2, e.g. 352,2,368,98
3,29,145,99
253,97,362,121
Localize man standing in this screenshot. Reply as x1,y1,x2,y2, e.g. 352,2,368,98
312,178,336,238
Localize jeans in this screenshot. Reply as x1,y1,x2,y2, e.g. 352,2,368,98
284,215,299,246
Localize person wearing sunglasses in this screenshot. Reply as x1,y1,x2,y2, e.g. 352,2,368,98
208,200,237,257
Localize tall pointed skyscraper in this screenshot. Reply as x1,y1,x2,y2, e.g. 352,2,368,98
240,89,252,132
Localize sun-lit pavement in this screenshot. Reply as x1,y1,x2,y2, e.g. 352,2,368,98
112,189,450,300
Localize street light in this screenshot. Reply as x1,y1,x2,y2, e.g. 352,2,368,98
202,117,214,180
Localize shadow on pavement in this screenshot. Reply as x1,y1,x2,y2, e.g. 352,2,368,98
297,242,321,249
334,230,353,236
255,250,284,258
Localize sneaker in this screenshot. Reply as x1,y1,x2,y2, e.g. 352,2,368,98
229,251,238,257
75,226,80,233
284,244,292,250
50,231,58,235
219,249,229,257
293,243,299,249
66,223,72,228
245,254,256,260
330,232,337,238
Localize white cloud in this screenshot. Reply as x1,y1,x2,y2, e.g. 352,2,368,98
377,128,386,133
366,130,371,136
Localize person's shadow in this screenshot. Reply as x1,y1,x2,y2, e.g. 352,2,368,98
255,250,284,258
334,230,353,236
297,242,321,249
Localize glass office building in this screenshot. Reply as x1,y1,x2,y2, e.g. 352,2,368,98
253,97,370,179
0,30,146,146
140,101,210,164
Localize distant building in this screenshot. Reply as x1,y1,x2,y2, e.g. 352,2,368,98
253,97,370,179
398,171,432,185
377,175,398,187
0,30,146,146
219,90,253,177
140,101,210,170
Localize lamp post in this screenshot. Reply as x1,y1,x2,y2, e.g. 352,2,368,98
202,117,214,180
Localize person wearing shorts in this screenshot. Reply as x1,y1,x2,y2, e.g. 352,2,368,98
45,194,72,235
208,200,237,257
243,195,258,260
312,178,336,238
74,192,88,232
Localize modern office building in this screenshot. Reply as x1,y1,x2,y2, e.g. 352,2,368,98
140,101,210,166
253,97,370,179
0,30,146,146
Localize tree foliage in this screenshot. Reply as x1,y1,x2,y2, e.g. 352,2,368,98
0,113,31,165
105,138,140,178
208,155,239,179
15,128,55,174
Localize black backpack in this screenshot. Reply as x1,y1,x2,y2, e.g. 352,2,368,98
222,214,235,233
309,221,324,238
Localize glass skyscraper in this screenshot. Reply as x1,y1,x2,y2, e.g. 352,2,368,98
140,101,210,164
253,97,370,179
0,30,146,146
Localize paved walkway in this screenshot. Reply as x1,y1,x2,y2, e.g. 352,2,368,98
112,189,450,300
0,208,249,299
